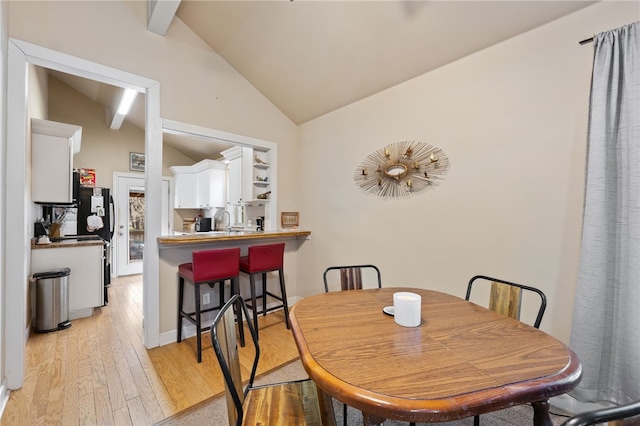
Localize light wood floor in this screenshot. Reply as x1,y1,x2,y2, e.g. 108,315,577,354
1,274,300,425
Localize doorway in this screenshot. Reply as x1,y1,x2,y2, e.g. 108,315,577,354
6,39,162,389
114,174,170,277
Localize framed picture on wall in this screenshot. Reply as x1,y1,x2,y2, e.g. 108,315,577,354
281,212,299,229
130,152,145,172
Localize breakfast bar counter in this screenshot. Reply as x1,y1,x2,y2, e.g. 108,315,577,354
157,229,311,247
157,229,311,341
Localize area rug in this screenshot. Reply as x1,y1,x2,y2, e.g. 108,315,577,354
155,359,574,425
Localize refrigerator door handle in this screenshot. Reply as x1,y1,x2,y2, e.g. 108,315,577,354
109,195,115,240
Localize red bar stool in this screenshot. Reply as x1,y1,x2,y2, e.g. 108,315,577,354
239,242,290,339
177,247,243,362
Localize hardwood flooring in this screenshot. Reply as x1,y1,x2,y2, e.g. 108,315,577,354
1,274,299,425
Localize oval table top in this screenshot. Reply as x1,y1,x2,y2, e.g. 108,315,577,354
289,288,582,424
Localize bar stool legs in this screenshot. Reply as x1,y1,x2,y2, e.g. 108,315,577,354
246,267,290,337
177,275,185,343
240,243,289,340
178,278,242,363
176,247,242,362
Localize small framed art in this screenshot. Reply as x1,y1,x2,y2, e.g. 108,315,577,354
281,212,299,229
130,152,145,172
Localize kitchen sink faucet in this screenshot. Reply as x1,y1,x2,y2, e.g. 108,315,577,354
221,210,231,232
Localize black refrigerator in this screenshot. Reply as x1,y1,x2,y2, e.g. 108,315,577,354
77,186,114,304
77,186,114,242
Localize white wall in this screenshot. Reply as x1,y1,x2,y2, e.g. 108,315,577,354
297,1,639,344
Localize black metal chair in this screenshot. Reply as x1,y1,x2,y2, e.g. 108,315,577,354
466,274,547,328
323,264,382,426
561,400,640,425
466,275,547,425
323,264,382,293
210,294,336,426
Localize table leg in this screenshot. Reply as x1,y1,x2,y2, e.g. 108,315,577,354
532,400,552,426
362,412,386,426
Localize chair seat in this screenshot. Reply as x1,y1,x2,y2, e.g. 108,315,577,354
179,262,233,284
242,379,335,425
239,256,251,271
178,262,194,280
211,295,335,426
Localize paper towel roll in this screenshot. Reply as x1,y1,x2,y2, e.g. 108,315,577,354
393,292,422,327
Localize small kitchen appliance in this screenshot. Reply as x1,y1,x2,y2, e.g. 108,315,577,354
195,217,212,232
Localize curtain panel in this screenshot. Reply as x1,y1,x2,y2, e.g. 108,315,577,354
569,21,640,404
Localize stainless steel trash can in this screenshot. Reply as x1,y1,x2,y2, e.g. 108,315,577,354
32,267,72,332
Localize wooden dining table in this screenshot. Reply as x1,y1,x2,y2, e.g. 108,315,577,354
289,288,582,426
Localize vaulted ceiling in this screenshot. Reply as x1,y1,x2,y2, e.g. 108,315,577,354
54,0,598,161
171,0,597,125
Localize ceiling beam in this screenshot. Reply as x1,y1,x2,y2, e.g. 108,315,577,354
107,107,125,130
147,0,181,36
107,88,138,130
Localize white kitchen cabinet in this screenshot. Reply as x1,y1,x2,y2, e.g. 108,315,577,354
172,172,197,208
222,146,254,205
31,244,103,320
170,159,226,209
221,146,275,227
196,161,226,208
31,118,82,203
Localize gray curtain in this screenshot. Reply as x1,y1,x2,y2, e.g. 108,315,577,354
569,21,640,405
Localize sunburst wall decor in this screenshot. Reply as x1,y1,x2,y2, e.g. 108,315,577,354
354,140,450,199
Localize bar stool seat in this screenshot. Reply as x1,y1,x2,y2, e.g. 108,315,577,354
177,247,243,362
239,242,289,339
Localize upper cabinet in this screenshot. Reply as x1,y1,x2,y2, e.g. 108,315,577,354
170,159,226,209
172,171,196,208
223,146,253,205
31,118,82,204
195,160,226,209
222,146,271,206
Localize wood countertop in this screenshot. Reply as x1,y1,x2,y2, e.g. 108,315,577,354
157,229,311,246
31,238,105,249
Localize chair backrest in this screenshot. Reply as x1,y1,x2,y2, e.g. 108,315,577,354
211,295,259,426
465,275,547,328
245,243,285,272
323,264,382,292
561,400,640,426
192,247,241,282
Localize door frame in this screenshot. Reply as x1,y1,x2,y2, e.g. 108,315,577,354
6,39,162,389
112,173,171,277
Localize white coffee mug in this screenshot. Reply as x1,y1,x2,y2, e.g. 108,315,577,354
393,292,422,327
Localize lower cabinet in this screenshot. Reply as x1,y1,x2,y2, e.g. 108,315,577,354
31,244,103,320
